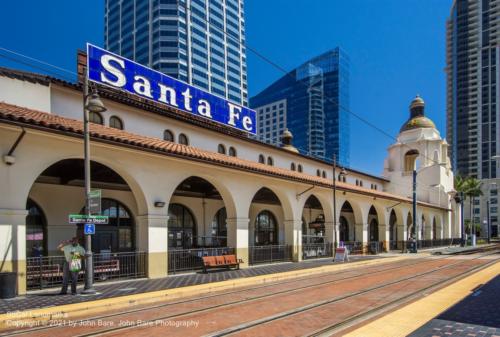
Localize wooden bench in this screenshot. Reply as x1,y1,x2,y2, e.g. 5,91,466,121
93,259,120,274
202,254,243,273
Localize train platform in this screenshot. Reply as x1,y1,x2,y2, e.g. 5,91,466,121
343,254,500,337
0,254,399,328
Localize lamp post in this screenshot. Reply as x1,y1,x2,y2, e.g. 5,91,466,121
453,192,465,247
82,68,107,294
487,182,497,244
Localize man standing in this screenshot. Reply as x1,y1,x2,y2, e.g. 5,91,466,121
58,237,85,295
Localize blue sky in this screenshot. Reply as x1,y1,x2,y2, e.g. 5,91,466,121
0,0,451,175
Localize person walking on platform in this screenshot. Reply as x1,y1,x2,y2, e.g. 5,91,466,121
58,237,85,295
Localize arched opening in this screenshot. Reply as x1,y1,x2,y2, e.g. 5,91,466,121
301,195,330,259
249,187,286,264
26,158,143,289
389,209,397,249
168,176,227,249
404,149,419,172
228,146,237,157
26,199,47,257
340,201,356,242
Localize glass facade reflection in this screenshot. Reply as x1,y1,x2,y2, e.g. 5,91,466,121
250,48,350,166
104,0,248,105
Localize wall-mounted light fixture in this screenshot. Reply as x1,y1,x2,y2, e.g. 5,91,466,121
154,201,166,208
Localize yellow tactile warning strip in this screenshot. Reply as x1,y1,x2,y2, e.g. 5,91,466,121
343,260,500,337
0,256,408,330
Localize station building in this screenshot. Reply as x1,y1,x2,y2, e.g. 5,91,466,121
0,64,460,295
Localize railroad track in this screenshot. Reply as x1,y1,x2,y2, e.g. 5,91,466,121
3,250,498,337
206,251,500,337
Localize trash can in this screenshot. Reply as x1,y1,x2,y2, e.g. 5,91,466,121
0,272,17,299
408,241,417,253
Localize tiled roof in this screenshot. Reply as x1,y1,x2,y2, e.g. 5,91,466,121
0,102,448,211
0,65,389,182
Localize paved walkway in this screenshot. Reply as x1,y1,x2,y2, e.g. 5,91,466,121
0,256,380,314
409,274,500,337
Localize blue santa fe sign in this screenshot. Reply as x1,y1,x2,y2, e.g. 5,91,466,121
84,223,95,235
87,44,256,134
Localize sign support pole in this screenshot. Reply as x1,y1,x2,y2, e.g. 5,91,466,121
82,68,96,295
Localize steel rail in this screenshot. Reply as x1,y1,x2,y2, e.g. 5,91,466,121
204,251,499,337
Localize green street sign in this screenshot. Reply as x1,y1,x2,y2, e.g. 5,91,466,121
69,214,108,224
88,189,101,215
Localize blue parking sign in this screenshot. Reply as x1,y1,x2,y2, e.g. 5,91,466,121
84,223,95,235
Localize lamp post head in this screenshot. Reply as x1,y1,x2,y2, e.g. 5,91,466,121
86,93,107,113
339,168,347,179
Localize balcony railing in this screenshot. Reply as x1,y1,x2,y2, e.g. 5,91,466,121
26,251,147,290
249,245,293,265
302,242,333,260
168,247,235,274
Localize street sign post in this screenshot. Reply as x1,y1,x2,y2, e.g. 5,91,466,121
69,214,108,224
88,189,101,215
84,224,95,235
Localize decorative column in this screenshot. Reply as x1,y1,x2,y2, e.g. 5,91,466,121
355,223,367,253
284,219,302,262
379,223,389,252
0,209,28,295
397,224,406,250
226,218,250,268
324,221,335,248
136,214,169,278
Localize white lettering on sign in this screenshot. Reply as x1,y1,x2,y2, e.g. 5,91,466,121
100,55,126,87
88,44,256,134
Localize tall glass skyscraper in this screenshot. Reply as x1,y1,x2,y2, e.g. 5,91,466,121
250,48,350,166
104,0,248,105
446,0,500,236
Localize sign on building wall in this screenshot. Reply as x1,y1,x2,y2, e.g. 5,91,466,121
87,44,256,134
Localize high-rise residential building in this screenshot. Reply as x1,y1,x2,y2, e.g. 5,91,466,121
446,0,500,237
104,0,248,106
250,48,350,166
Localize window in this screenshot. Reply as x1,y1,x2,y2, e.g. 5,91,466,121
291,163,296,171
298,165,303,173
258,154,265,164
321,170,326,178
79,198,134,252
109,116,123,130
164,129,174,142
317,169,321,177
267,157,274,166
178,133,189,145
168,203,196,249
218,144,226,154
254,210,278,245
228,146,237,157
26,199,46,257
211,207,227,247
89,111,103,125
